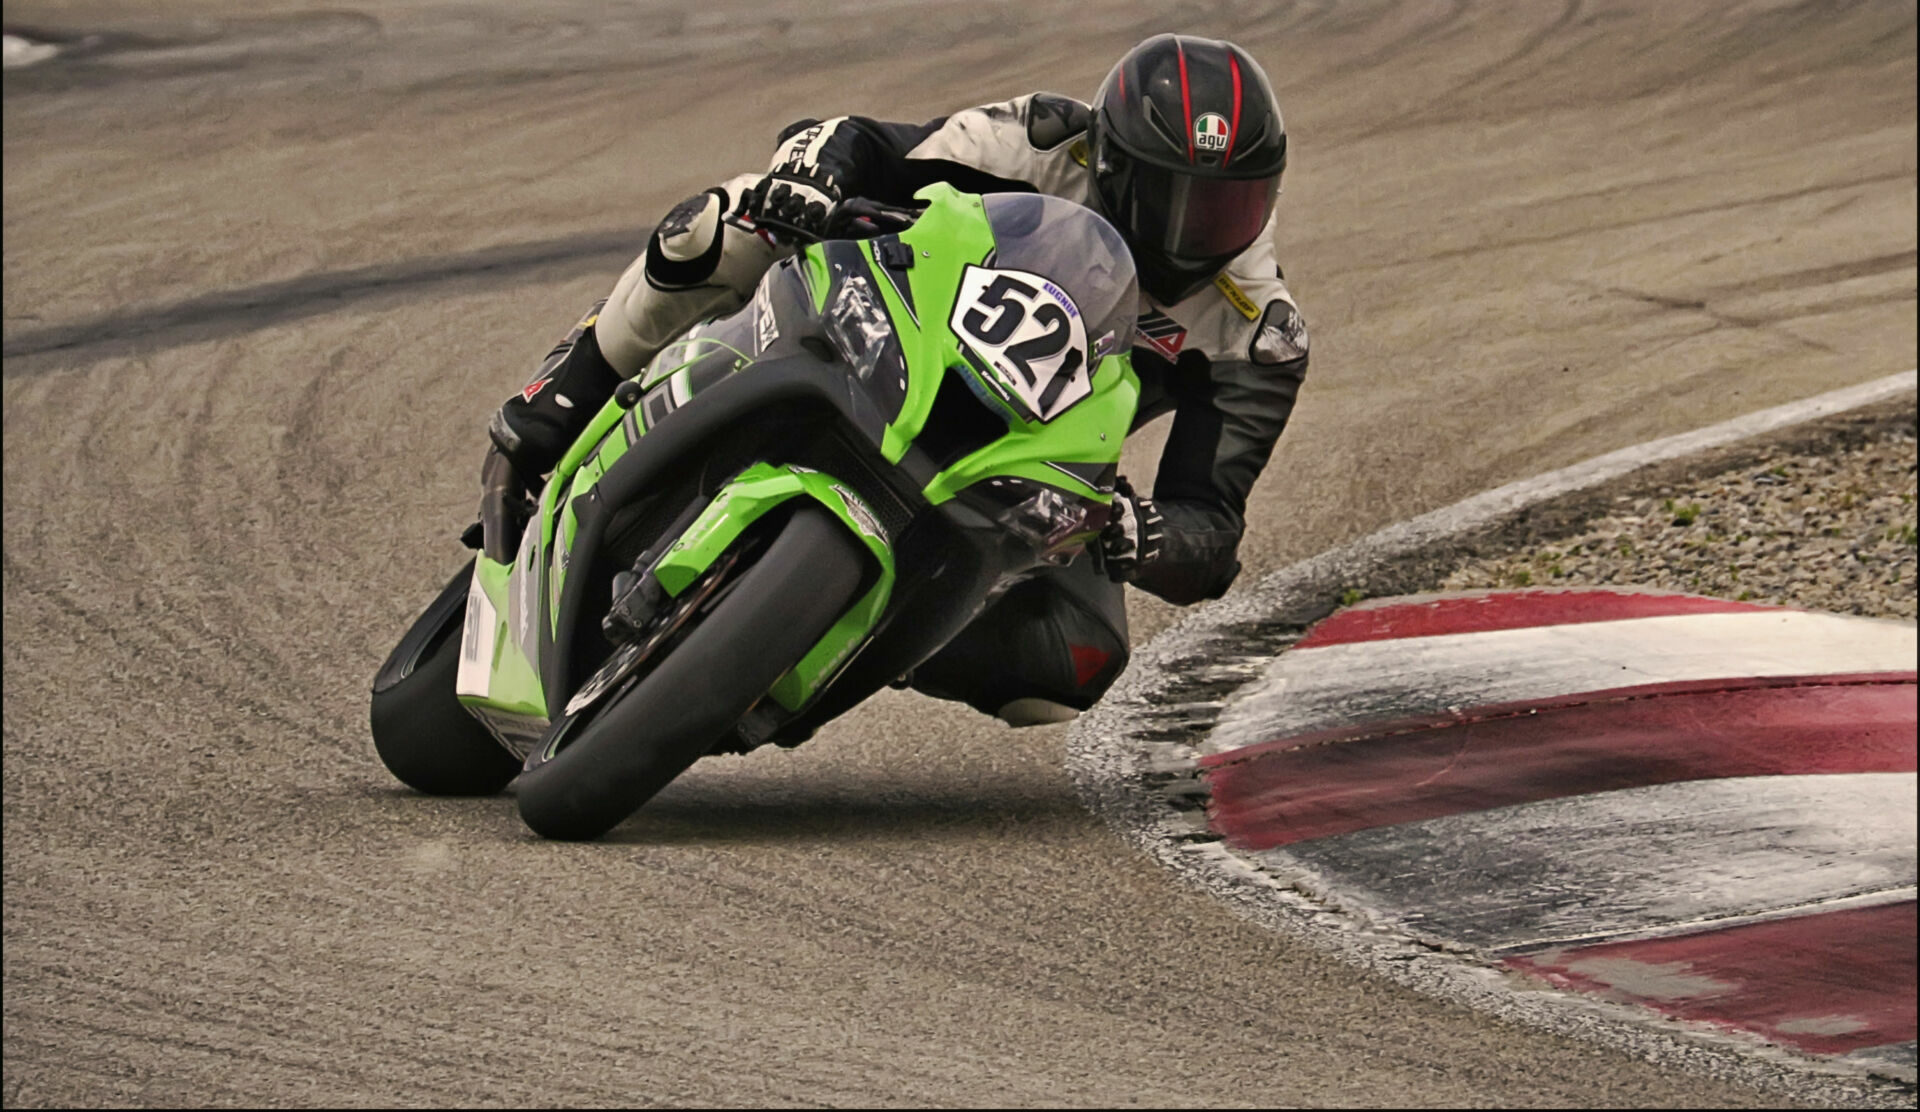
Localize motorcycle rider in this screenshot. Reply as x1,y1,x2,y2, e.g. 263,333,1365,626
483,34,1310,730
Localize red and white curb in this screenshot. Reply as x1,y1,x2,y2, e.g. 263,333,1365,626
1068,371,1918,1105
1205,589,1915,1075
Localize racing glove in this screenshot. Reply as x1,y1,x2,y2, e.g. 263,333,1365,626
741,120,843,241
1099,476,1164,583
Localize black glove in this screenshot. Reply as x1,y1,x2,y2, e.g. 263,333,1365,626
1099,476,1163,583
740,169,841,242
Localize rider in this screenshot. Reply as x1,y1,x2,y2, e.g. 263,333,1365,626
483,34,1310,730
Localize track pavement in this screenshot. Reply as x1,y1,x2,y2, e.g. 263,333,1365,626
5,1,1914,1105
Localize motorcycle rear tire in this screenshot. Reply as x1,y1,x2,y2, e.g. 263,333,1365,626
370,560,522,796
515,503,868,841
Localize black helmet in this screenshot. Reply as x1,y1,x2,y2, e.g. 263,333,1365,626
1090,35,1287,306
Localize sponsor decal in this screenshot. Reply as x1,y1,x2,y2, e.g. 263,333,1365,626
1039,279,1080,318
1213,273,1260,321
455,573,498,699
834,484,888,543
1136,310,1187,360
1194,112,1230,153
521,376,551,404
752,281,778,355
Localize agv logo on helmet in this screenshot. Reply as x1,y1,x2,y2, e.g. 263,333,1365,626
1193,113,1230,153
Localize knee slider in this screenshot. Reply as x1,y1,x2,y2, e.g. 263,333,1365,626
645,189,728,288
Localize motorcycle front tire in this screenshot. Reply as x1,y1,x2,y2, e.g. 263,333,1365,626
515,503,868,841
369,559,523,796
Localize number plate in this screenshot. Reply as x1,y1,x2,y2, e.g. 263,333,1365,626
949,265,1091,422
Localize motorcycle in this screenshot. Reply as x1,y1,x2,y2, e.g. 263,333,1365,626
370,183,1141,840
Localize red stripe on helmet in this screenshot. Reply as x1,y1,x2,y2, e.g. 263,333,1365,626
1223,52,1243,168
1176,38,1195,163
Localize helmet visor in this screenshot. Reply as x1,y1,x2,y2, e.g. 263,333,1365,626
1123,161,1278,261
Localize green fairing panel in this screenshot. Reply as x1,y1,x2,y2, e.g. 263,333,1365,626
860,184,1141,504
922,351,1135,505
867,186,1000,464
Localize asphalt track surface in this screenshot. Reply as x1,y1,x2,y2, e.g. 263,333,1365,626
3,1,1914,1106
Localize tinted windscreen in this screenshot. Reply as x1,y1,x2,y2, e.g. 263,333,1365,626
980,193,1138,359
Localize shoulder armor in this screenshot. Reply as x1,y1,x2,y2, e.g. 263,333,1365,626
1026,93,1092,151
1249,299,1309,366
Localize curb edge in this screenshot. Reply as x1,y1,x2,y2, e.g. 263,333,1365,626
1067,370,1918,1106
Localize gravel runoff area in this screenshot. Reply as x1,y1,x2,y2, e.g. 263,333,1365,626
1437,422,1918,620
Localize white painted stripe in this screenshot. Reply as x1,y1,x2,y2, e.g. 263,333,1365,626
1207,609,1916,754
1255,772,1917,953
1532,886,1917,951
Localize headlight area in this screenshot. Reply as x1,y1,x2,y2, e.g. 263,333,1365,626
823,269,910,421
958,476,1110,563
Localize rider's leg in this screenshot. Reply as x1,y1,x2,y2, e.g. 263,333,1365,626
908,557,1131,726
489,173,783,478
593,172,786,375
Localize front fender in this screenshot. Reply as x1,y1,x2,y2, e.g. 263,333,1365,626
652,461,897,711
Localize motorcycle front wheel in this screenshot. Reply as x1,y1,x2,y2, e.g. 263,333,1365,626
514,503,869,841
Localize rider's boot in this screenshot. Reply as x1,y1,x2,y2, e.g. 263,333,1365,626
908,560,1132,728
487,299,622,480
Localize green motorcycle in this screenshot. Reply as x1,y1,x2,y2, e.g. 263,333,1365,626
371,184,1141,840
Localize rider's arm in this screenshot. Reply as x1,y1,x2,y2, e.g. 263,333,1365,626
1135,345,1307,605
768,93,1092,203
1129,245,1310,605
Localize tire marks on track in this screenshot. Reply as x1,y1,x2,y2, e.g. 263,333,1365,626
0,229,643,369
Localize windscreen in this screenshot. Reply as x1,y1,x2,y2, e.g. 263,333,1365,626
945,193,1138,423
980,193,1138,361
